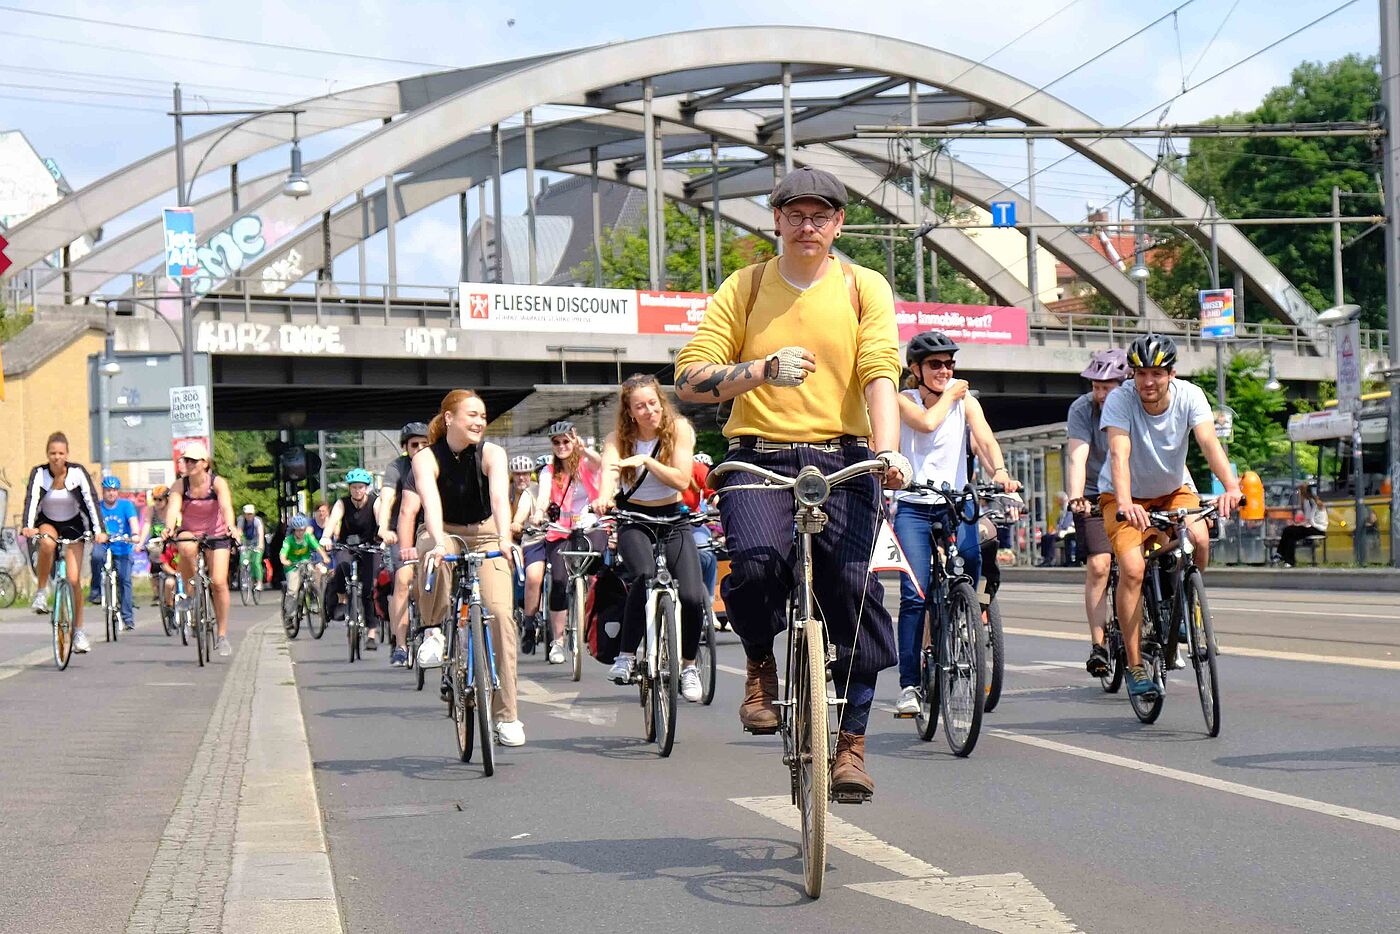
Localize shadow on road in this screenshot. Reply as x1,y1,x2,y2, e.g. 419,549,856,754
990,716,1208,743
314,754,504,782
472,835,814,908
1215,746,1400,773
524,734,670,762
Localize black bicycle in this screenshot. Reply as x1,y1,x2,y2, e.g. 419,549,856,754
281,560,324,640
895,482,997,757
694,531,725,706
1114,502,1224,736
557,521,605,683
974,492,1021,713
333,542,387,663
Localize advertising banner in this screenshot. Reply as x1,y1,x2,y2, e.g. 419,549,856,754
1335,318,1362,414
637,291,710,336
1198,288,1235,340
169,385,210,439
894,303,1028,346
460,282,637,334
162,207,199,279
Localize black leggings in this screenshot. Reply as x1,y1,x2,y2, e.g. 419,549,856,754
326,553,378,625
617,507,706,660
1277,525,1325,564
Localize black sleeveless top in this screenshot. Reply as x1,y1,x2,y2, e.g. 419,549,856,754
430,438,491,525
338,493,378,544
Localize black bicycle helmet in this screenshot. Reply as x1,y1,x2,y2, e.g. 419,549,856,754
1126,334,1178,369
906,329,960,366
400,421,429,446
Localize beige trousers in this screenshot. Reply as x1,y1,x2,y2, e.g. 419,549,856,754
416,521,518,723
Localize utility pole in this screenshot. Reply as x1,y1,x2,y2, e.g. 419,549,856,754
1379,0,1400,567
1335,183,1366,563
909,82,925,303
1133,189,1147,318
1332,185,1344,306
1209,197,1226,447
172,83,194,387
1026,138,1040,314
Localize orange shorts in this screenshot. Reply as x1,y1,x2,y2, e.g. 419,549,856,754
1099,487,1200,561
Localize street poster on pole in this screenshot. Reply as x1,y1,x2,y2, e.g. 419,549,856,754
169,385,210,439
162,207,198,279
1335,318,1362,414
1198,289,1235,340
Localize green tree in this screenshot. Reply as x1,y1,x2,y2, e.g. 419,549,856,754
1185,350,1290,482
572,202,773,291
213,431,280,520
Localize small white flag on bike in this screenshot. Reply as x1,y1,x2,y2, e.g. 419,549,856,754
870,518,923,599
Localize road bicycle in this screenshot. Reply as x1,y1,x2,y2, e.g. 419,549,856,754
34,532,92,670
426,540,506,775
0,569,16,608
98,534,139,643
237,544,263,606
281,560,324,640
711,456,885,899
332,542,387,663
170,533,228,667
556,519,605,683
601,509,694,758
1112,501,1224,737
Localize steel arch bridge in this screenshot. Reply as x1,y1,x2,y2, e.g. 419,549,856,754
4,26,1324,349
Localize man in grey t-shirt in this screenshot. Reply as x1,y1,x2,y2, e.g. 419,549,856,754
1065,349,1129,677
1100,335,1241,700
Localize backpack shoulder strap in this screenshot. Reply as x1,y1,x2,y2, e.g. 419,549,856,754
742,260,767,321
744,258,863,320
840,261,863,321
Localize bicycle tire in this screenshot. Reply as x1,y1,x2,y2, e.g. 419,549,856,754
914,606,939,741
250,563,261,606
348,609,361,663
653,594,679,757
1184,569,1221,737
105,567,118,643
52,581,73,670
175,595,189,646
940,582,986,757
795,619,829,899
453,616,473,763
0,570,16,608
283,587,301,639
239,563,251,607
697,603,718,706
202,584,216,662
569,577,585,683
159,581,174,637
194,587,207,668
308,582,327,638
640,662,657,744
1101,621,1125,693
471,603,495,777
983,595,1005,713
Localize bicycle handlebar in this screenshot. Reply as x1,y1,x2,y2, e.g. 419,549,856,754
32,531,93,546
711,458,885,492
423,549,505,593
1114,501,1232,526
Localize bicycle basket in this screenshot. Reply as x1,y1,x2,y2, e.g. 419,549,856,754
564,528,603,577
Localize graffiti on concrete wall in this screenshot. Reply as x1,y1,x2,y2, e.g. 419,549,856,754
196,320,345,355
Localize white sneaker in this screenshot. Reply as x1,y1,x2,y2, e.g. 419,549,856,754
73,630,91,653
680,665,702,703
417,628,446,668
894,685,921,715
217,637,232,657
495,719,526,747
608,653,635,684
547,639,566,665
31,587,48,614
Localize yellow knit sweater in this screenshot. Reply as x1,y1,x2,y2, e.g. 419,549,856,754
675,257,901,441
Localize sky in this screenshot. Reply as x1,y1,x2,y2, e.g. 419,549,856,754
0,0,1382,288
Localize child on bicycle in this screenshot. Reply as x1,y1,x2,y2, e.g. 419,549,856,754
280,514,329,601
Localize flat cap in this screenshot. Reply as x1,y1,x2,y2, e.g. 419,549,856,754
768,166,848,209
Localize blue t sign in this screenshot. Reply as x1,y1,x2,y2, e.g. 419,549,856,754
990,201,1017,227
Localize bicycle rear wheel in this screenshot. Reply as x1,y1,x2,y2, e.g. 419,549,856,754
983,595,1005,713
940,582,986,757
283,587,301,639
310,580,328,638
52,582,74,670
697,601,718,706
175,595,189,646
653,594,679,757
914,609,939,742
105,569,118,643
0,570,15,608
471,604,496,777
794,619,829,899
202,588,216,661
452,618,474,763
569,577,586,682
194,589,207,668
1184,569,1221,737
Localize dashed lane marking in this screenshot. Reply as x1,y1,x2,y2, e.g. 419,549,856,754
1002,627,1400,671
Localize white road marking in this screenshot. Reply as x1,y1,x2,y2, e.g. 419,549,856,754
516,677,619,727
1000,593,1400,622
0,646,55,682
730,795,945,878
989,729,1400,834
510,833,531,840
1002,627,1400,671
145,681,197,687
732,795,1082,933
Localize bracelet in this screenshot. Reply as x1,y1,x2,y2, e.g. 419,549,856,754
992,466,1009,475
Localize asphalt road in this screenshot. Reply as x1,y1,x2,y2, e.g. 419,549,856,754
0,579,1396,933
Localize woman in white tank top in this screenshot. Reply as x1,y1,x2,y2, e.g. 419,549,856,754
593,375,710,703
889,332,1020,715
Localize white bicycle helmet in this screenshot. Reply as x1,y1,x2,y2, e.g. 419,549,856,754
547,420,574,438
509,455,534,473
693,453,713,466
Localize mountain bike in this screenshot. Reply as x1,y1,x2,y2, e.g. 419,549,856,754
712,457,885,899
35,532,91,670
1115,501,1224,737
281,561,324,640
426,541,506,775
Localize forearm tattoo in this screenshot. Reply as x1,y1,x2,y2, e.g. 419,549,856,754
678,360,759,398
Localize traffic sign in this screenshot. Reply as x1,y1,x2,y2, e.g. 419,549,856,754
990,202,1017,227
0,233,11,277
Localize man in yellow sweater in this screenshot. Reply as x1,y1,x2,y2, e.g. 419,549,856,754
675,166,910,799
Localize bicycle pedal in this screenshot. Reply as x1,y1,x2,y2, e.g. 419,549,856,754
742,724,781,736
891,711,916,719
832,790,872,805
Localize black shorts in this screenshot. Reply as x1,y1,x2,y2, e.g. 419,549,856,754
35,513,88,543
1072,510,1111,558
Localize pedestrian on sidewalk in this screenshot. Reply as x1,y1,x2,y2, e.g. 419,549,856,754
1274,483,1328,567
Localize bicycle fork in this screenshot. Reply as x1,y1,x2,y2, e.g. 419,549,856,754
463,578,501,693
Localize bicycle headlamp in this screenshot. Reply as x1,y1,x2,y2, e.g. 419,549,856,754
794,467,830,507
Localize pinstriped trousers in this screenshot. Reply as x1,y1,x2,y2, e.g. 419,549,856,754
715,444,897,679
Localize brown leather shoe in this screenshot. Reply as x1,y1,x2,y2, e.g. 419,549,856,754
739,654,780,734
831,731,874,799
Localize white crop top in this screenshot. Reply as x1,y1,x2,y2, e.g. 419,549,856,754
626,437,680,503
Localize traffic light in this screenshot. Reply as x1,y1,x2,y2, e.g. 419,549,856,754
305,451,322,496
281,445,307,480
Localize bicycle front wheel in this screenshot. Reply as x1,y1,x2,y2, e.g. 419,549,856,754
983,595,1005,713
105,570,118,643
1184,569,1221,737
914,608,939,741
0,570,16,608
194,590,207,668
452,618,474,763
471,605,496,777
794,618,829,899
52,582,74,670
283,588,301,639
653,594,679,757
940,582,986,757
697,601,718,706
569,577,585,683
1101,620,1125,693
239,563,251,606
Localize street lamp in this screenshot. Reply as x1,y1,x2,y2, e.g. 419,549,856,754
171,83,309,387
1128,263,1150,282
1315,302,1367,564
